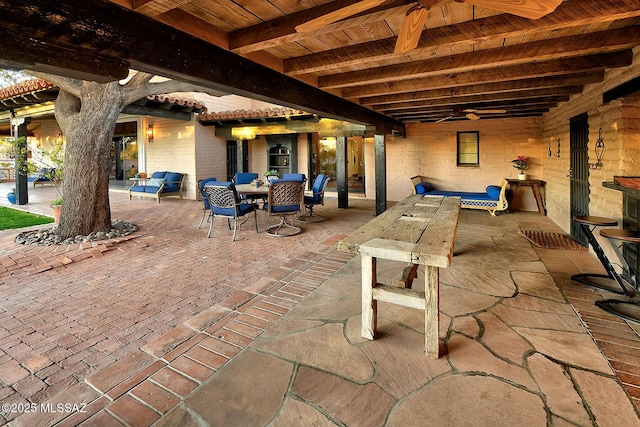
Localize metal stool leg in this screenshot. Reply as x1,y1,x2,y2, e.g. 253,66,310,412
570,217,630,296
594,229,640,323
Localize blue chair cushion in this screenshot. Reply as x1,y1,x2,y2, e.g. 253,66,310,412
129,185,146,193
150,171,167,179
282,173,306,182
485,185,501,199
235,173,258,184
415,182,433,194
305,194,322,204
165,172,182,184
272,204,300,213
311,174,327,193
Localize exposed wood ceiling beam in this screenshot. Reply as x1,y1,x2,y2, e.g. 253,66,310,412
346,68,607,99
371,86,584,112
283,0,640,75
319,27,640,89
229,0,409,54
0,0,404,134
132,0,190,17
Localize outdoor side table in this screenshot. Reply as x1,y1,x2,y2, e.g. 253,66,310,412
338,194,461,359
505,178,546,215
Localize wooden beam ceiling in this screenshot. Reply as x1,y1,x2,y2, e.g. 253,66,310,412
1,0,640,124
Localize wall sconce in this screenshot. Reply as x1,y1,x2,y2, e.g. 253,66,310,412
589,128,605,170
56,132,64,145
548,137,560,158
146,124,154,143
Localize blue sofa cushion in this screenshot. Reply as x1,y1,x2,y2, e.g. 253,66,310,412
151,171,167,179
162,184,180,193
130,185,147,193
415,182,433,194
144,186,163,193
486,185,502,199
428,190,495,200
165,172,182,184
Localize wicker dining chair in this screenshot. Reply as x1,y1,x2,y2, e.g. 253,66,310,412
265,180,305,237
203,182,258,241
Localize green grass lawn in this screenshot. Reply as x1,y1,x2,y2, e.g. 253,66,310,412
0,206,54,230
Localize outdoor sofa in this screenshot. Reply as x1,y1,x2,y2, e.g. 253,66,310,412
411,176,508,216
129,171,185,203
27,168,57,188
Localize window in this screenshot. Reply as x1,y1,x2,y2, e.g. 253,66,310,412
457,131,479,166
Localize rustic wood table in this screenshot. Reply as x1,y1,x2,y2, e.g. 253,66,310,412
338,194,461,358
505,178,546,215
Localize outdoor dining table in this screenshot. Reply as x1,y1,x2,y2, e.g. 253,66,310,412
337,194,461,358
234,183,270,195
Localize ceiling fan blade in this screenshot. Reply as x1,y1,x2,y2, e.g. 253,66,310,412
466,112,481,120
464,0,562,20
463,108,507,114
435,115,453,123
394,5,429,54
295,0,388,32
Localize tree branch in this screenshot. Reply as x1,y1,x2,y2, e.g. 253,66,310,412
123,77,229,105
26,71,83,98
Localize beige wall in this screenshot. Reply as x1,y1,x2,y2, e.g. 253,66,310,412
383,119,544,211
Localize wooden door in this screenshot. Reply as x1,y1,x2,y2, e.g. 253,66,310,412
570,113,590,245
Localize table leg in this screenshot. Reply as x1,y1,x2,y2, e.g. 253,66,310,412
531,184,546,215
424,265,440,358
361,255,377,340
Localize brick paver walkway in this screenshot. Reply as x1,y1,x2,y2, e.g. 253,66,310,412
0,183,375,425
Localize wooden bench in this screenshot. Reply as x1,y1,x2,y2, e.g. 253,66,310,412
338,194,461,358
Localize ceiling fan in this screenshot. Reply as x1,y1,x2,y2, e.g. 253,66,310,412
295,0,562,54
435,108,507,122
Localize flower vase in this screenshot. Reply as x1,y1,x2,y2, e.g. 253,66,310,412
7,193,16,204
518,173,527,180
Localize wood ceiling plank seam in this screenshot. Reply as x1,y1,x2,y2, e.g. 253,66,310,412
344,69,607,99
132,0,190,17
317,26,640,89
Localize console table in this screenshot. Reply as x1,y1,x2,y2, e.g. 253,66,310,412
506,178,546,215
338,194,461,358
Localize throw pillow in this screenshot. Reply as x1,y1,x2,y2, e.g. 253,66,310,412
486,185,502,199
148,178,166,187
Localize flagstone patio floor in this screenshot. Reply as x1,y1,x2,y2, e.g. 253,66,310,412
1,181,640,426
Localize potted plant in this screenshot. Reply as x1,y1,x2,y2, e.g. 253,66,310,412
7,187,16,204
511,156,529,180
264,169,279,186
50,197,63,224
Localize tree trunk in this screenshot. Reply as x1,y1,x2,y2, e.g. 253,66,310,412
54,84,124,238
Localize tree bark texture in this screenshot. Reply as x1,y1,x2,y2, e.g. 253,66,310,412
54,84,124,238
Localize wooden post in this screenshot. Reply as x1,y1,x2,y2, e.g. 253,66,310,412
374,134,386,215
361,255,377,340
336,136,348,209
14,118,29,205
424,265,440,358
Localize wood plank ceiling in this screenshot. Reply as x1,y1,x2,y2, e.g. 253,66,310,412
116,0,640,124
7,0,640,128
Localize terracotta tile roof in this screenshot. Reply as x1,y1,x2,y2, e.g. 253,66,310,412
0,78,54,100
199,107,310,121
0,79,206,114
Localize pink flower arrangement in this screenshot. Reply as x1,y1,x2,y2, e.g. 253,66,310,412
511,156,529,172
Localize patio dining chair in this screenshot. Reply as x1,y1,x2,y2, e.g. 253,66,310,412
265,180,305,237
299,174,329,223
203,182,258,241
197,177,217,228
234,172,265,206
282,173,307,184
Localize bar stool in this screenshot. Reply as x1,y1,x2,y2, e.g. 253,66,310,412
571,216,632,296
595,229,640,324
